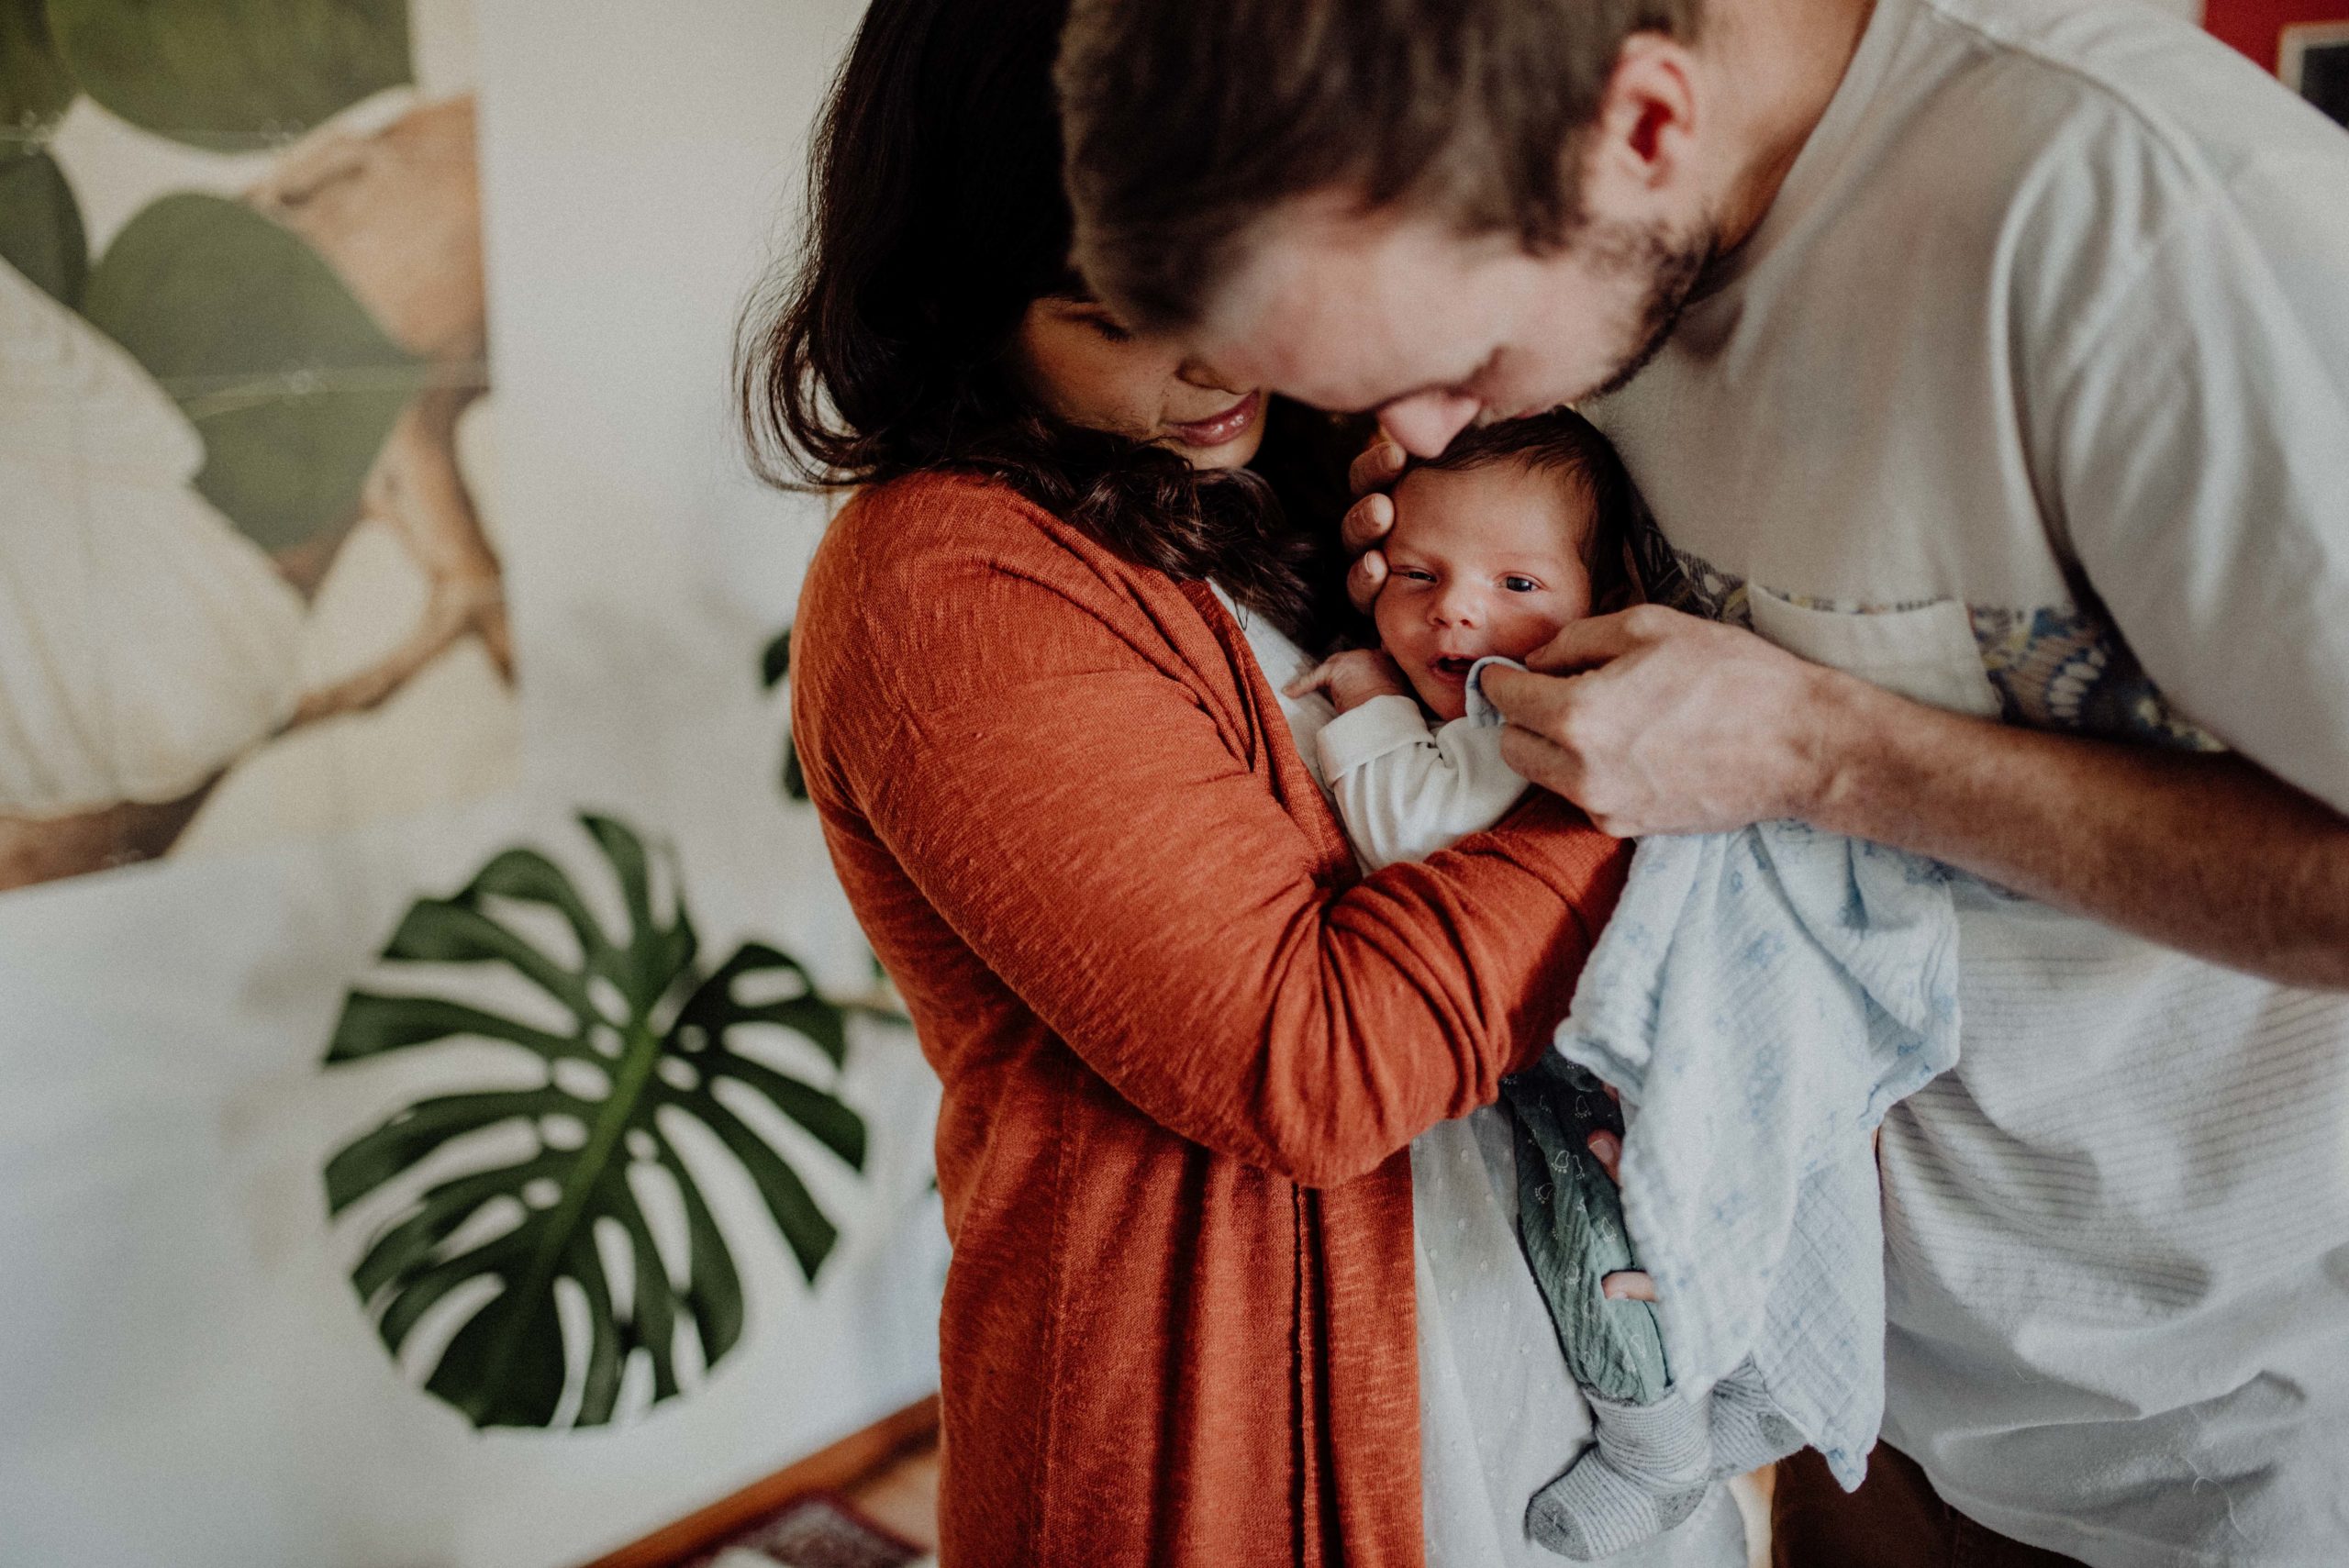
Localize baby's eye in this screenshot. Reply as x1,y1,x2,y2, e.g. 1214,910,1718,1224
1502,575,1542,593
1086,314,1135,344
1393,567,1436,583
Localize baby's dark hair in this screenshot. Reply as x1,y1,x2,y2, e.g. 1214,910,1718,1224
1401,408,1637,606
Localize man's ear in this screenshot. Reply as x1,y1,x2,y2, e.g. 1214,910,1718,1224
1584,35,1701,209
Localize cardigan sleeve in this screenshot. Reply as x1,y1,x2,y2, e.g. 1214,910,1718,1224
801,484,1628,1187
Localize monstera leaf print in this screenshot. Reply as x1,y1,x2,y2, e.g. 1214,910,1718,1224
322,813,867,1429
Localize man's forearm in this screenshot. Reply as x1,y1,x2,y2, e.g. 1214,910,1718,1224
1808,673,2349,990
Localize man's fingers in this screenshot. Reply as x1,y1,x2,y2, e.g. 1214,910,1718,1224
1348,432,1408,495
1340,490,1395,553
1346,549,1389,615
1601,1271,1658,1303
1475,663,1578,727
1497,723,1583,803
1522,609,1650,673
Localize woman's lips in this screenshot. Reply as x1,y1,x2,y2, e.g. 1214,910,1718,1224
1164,389,1264,449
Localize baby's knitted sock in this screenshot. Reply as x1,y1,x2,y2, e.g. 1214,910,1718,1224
1525,1390,1713,1562
1707,1360,1806,1477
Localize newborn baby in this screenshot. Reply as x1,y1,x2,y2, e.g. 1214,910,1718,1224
1288,411,1720,1558
1286,409,1633,871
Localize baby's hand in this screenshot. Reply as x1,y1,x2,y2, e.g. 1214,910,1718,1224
1286,649,1412,714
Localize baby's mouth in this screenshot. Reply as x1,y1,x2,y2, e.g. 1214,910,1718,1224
1429,655,1478,682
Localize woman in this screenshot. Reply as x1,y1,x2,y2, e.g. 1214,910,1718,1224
741,2,1731,1562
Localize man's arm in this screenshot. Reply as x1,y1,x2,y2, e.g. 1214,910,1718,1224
1476,612,2349,991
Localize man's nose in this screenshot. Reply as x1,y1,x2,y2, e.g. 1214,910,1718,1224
1379,391,1481,459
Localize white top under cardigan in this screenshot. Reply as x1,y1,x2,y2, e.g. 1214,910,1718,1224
1209,586,1749,1568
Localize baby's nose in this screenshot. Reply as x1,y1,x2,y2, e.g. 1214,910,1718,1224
1431,589,1481,628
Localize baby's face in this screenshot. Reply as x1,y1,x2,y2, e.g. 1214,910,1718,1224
1373,460,1598,722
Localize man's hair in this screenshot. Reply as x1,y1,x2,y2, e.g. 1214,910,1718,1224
1402,409,1638,605
1057,0,1704,332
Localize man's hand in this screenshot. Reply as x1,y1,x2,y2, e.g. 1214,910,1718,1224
1341,432,1408,614
1476,606,1854,837
1286,648,1414,714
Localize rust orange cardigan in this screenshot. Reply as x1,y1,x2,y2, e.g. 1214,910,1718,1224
791,472,1629,1567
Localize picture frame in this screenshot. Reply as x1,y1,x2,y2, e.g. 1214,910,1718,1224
2279,20,2349,126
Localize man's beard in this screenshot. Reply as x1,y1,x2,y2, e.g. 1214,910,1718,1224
1580,221,1719,403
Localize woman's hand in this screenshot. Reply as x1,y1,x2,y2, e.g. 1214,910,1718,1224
1341,432,1409,613
1286,648,1412,714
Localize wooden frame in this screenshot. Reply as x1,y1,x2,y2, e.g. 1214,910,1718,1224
2279,20,2349,121
578,1393,941,1568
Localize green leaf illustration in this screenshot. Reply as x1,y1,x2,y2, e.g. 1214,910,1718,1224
758,626,792,691
48,0,409,151
1,0,79,138
0,148,85,305
759,625,811,802
79,191,427,551
322,813,868,1430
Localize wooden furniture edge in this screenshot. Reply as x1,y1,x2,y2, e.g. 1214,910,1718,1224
577,1392,941,1568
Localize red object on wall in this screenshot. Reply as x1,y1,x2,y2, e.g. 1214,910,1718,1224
2204,0,2344,70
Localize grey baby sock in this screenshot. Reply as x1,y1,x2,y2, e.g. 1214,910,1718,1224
1708,1359,1807,1477
1525,1388,1713,1562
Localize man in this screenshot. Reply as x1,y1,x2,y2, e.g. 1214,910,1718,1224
1057,0,2349,1562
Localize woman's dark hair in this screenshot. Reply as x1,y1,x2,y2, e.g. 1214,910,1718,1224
740,0,1356,649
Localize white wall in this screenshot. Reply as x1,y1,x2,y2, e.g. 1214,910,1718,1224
0,4,953,1565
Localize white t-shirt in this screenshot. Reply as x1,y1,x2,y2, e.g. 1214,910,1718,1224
1587,0,2349,1560
1210,586,1751,1568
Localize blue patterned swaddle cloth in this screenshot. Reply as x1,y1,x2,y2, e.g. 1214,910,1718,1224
1464,659,1965,1560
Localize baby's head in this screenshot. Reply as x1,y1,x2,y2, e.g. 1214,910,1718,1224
1374,409,1635,722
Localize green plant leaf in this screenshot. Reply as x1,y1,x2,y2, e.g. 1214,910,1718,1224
48,0,409,151
78,191,426,551
320,812,867,1429
760,625,812,801
1,0,78,137
0,147,85,305
758,627,791,690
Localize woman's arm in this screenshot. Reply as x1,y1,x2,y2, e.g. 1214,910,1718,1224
801,483,1626,1186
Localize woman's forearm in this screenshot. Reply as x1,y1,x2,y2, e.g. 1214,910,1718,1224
1808,673,2349,990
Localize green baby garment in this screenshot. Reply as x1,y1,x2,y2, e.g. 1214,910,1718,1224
1500,1054,1669,1406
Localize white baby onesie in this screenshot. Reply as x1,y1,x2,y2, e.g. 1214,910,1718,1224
1314,694,1530,872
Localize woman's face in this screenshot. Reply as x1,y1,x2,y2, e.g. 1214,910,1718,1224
1012,295,1267,469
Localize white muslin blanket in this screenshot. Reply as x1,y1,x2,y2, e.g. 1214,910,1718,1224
1466,658,1964,1497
